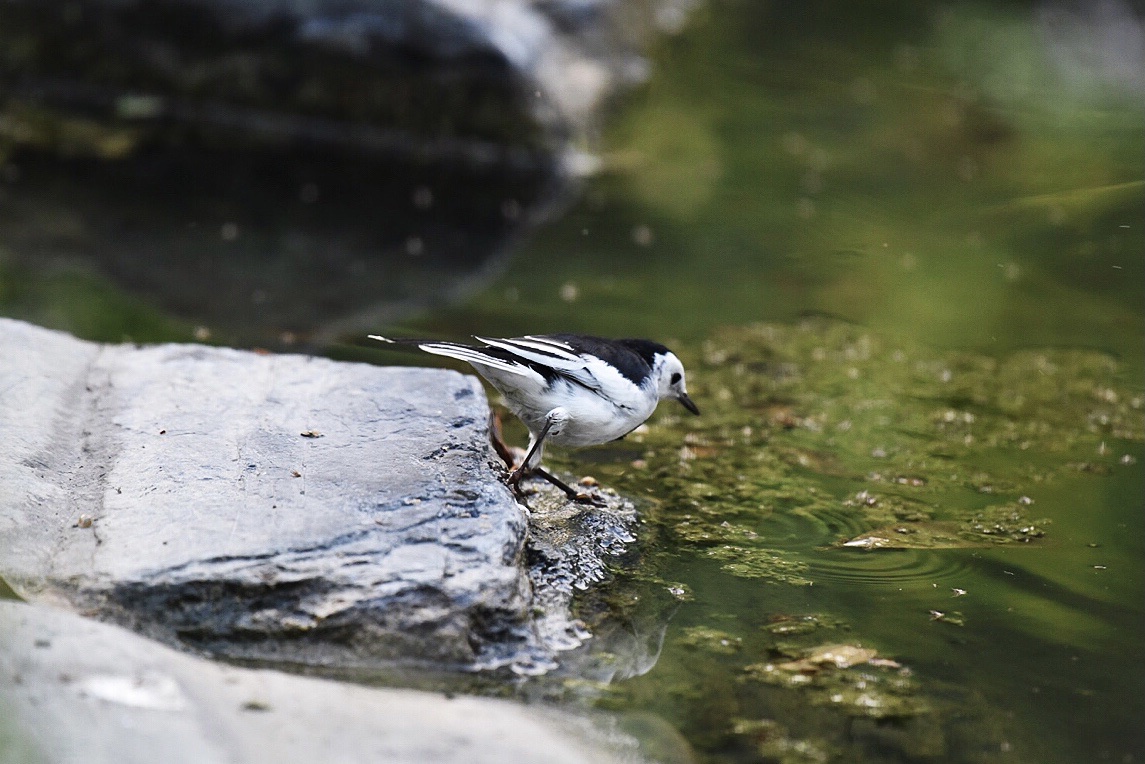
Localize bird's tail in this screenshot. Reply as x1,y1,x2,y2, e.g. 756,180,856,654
368,335,533,378
367,335,442,349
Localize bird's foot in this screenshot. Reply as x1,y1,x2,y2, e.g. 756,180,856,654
532,467,608,507
506,464,528,488
504,474,533,510
504,465,534,505
570,491,608,507
505,466,607,507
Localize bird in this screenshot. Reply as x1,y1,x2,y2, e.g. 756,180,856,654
368,333,700,502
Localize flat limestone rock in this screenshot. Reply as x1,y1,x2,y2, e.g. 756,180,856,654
0,600,632,764
0,318,549,670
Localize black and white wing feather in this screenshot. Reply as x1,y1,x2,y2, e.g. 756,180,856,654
368,333,664,396
367,335,541,380
473,335,604,391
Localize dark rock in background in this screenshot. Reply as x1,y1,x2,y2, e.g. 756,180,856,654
0,0,693,342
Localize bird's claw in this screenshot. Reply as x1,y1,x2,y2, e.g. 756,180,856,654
504,470,605,507
505,477,532,508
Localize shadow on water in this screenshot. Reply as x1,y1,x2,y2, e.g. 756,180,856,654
1,147,560,344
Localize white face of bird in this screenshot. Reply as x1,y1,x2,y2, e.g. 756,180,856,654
656,352,700,415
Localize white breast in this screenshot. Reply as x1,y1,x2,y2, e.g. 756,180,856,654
499,377,657,448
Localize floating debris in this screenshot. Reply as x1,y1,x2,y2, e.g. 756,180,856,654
704,545,813,586
838,508,1047,549
763,613,848,637
743,642,926,720
777,644,879,672
928,610,965,626
678,626,743,655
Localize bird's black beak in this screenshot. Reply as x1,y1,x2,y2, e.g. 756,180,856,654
678,393,700,415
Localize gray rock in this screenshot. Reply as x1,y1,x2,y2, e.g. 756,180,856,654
0,318,564,671
0,600,639,764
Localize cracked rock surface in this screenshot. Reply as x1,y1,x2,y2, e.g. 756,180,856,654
0,318,562,671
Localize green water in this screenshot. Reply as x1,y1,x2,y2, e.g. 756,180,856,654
2,2,1142,762
400,3,1143,365
406,4,1145,761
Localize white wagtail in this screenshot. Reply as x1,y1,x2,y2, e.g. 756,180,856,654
368,334,700,502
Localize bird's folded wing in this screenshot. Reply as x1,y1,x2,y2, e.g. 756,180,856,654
474,336,602,391
416,343,541,379
474,336,581,367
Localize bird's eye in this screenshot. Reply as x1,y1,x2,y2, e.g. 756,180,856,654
670,372,682,384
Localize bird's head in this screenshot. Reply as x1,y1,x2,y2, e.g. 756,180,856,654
655,351,700,415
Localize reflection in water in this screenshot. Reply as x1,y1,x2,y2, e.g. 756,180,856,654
1,147,560,343
519,483,678,687
0,0,629,344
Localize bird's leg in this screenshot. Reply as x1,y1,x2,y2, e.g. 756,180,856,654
507,418,553,489
532,467,607,507
505,409,602,506
487,410,516,470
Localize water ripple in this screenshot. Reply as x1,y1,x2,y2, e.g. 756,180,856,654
761,509,972,587
807,548,973,587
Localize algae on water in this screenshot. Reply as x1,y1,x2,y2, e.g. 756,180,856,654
571,317,1142,585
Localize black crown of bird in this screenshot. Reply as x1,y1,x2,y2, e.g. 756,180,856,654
369,333,699,504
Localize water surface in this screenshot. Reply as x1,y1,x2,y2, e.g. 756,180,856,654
3,2,1142,762
397,3,1144,761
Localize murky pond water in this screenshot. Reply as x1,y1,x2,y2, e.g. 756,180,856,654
380,4,1145,761
3,1,1142,762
